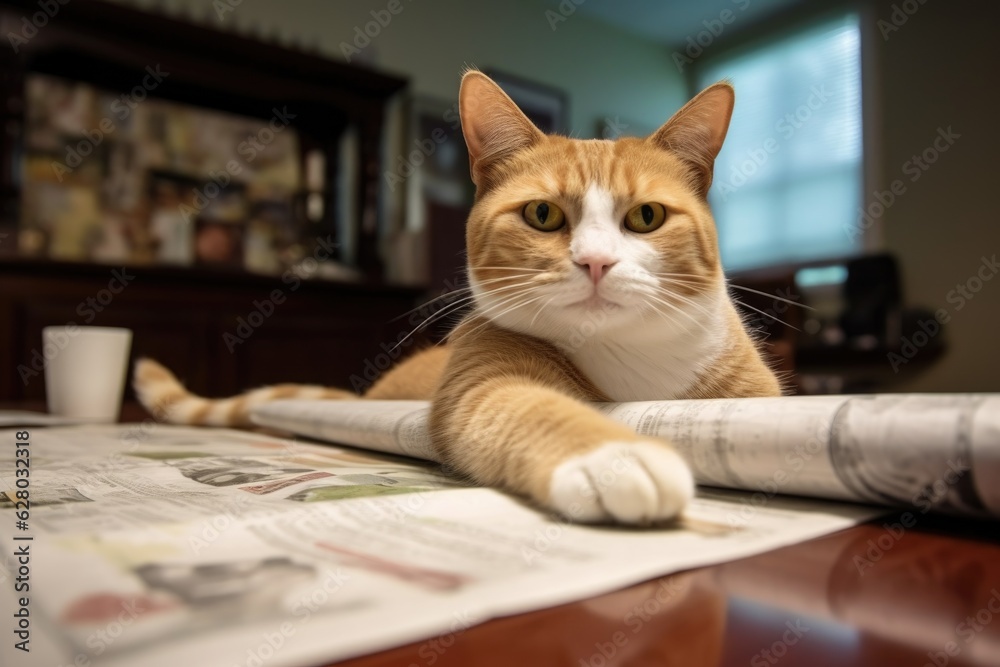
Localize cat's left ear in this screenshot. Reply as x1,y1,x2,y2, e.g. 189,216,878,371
459,71,544,190
649,81,734,197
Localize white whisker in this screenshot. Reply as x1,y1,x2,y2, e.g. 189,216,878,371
389,272,541,323
732,298,801,331
416,280,541,330
653,274,710,289
642,296,685,332
475,274,544,285
529,294,558,329
463,292,547,340
644,292,708,334
726,283,814,311
654,272,814,311
654,271,713,282
390,288,471,322
389,281,539,353
470,286,539,321
652,283,716,320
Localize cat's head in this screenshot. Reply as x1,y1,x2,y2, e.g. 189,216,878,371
458,71,733,344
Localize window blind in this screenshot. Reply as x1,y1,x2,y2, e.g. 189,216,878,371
696,14,863,272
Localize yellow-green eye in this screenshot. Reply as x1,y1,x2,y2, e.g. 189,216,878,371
523,200,565,231
624,203,667,233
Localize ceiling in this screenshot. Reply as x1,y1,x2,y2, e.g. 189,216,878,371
547,0,810,47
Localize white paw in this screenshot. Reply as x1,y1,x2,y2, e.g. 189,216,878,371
548,440,694,525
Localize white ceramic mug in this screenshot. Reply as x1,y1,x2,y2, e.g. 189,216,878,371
43,326,133,423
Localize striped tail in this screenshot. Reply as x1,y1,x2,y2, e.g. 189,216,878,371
133,358,357,428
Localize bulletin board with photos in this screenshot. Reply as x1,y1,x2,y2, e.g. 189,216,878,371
18,73,330,276
0,0,408,285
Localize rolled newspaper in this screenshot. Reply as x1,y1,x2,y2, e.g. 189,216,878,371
252,394,1000,517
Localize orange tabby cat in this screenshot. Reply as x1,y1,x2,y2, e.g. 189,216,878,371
135,71,781,525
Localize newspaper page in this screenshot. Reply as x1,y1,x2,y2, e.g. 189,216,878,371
252,393,1000,517
0,424,876,667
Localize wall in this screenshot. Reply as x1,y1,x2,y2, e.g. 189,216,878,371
870,0,1000,391
112,0,688,139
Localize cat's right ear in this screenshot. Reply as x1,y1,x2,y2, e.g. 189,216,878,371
459,71,543,190
649,81,735,197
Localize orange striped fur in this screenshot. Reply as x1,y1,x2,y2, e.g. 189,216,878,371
134,72,780,524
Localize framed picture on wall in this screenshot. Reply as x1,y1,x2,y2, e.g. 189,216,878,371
483,69,569,135
410,96,473,207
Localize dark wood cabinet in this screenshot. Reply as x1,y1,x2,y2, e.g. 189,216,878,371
0,259,425,402
0,1,434,405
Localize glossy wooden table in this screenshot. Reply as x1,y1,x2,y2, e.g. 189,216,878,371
332,515,1000,666
10,403,998,666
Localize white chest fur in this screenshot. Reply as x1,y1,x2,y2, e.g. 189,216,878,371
562,294,728,401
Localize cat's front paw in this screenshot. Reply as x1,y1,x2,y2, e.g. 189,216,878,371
548,440,694,524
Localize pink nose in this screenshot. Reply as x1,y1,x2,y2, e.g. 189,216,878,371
575,258,617,284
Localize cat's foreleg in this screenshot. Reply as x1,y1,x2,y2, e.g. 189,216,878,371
431,371,694,525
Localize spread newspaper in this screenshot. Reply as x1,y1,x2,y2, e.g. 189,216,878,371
0,419,882,667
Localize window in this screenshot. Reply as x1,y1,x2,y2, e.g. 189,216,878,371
696,14,863,272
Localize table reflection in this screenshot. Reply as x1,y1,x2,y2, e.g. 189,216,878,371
344,521,1000,667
